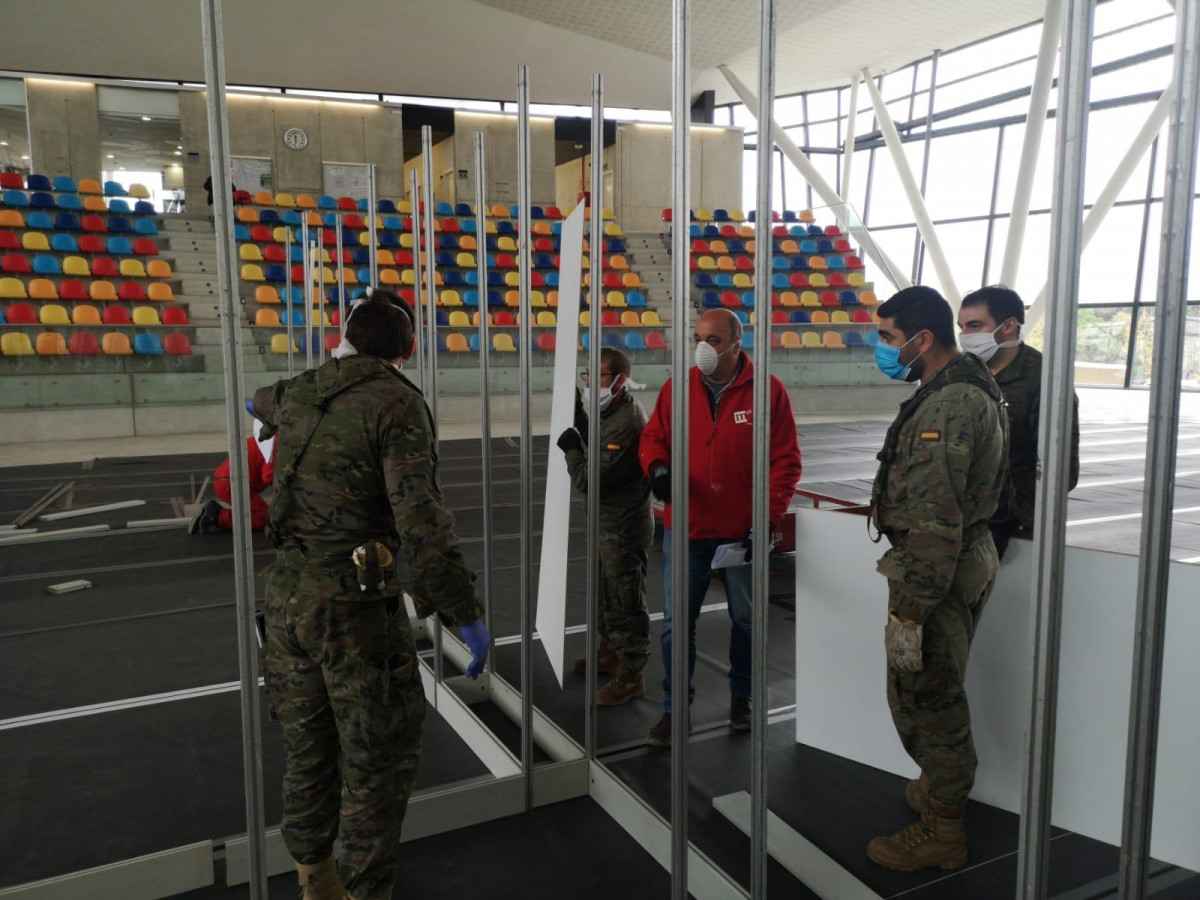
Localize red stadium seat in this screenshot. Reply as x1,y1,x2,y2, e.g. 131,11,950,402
337,197,357,211
2,253,31,274
233,190,252,205
81,215,107,233
102,305,132,325
0,231,19,250
163,333,193,355
59,279,89,301
118,282,147,301
92,257,118,277
78,234,105,253
5,302,37,324
68,332,101,355
161,306,190,326
646,332,667,350
132,237,159,256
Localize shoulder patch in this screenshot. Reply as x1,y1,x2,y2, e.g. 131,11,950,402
920,430,941,441
605,442,621,451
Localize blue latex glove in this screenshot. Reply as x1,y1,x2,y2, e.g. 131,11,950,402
245,398,257,418
459,618,491,680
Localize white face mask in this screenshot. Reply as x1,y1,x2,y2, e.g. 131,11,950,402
582,375,622,413
961,322,1020,363
694,339,739,376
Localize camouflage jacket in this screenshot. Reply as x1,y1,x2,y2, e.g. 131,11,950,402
562,391,652,527
993,343,1080,533
870,353,1008,623
253,355,483,626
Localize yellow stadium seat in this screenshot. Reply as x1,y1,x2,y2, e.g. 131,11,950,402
536,311,556,327
2,332,35,356
241,264,265,282
809,273,828,288
748,311,756,326
120,259,147,278
504,272,519,287
253,191,275,206
831,310,850,324
530,290,546,308
270,334,297,353
295,194,317,210
860,290,879,305
128,184,151,199
620,311,640,326
0,210,25,227
780,331,802,349
90,281,118,301
399,269,415,285
29,278,58,300
605,291,624,307
800,290,820,308
83,196,108,212
641,310,662,326
22,232,50,251
441,290,462,307
379,269,401,285
132,307,161,326
823,331,846,348
237,208,258,224
496,236,517,253
621,273,642,289
492,333,516,352
847,272,866,287
72,305,101,325
102,332,133,355
255,308,282,327
604,223,624,238
392,200,409,215
730,209,746,221
810,310,830,325
147,260,173,278
36,332,69,356
456,252,476,268
0,277,26,299
77,178,102,194
147,283,175,302
318,249,331,263
732,273,752,289
446,333,470,353
272,227,289,243
579,310,590,326
275,193,296,208
39,304,70,325
484,221,497,235
309,309,331,326
698,256,716,271
602,207,615,220
399,233,415,250
580,255,591,270
780,291,800,307
801,331,822,349
314,266,334,284
694,208,713,222
255,286,281,304
448,310,470,327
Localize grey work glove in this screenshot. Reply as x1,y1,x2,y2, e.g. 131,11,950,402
884,614,924,672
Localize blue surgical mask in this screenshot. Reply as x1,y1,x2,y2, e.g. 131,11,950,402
875,332,922,381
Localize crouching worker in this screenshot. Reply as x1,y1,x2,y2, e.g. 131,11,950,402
556,347,653,706
189,421,275,534
250,289,491,900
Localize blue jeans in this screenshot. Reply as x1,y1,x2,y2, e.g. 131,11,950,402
660,528,753,713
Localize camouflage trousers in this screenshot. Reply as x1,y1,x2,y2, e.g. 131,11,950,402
885,537,998,809
597,509,653,672
263,551,426,900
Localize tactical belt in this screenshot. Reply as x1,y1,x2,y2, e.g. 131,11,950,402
888,519,991,548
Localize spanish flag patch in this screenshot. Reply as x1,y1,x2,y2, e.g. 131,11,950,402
920,430,941,441
606,443,621,451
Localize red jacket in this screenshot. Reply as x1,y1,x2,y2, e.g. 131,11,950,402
638,353,802,538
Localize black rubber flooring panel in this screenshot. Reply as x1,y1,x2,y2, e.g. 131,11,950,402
177,797,676,900
0,691,489,887
602,722,1199,899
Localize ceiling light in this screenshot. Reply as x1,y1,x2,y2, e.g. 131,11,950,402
119,166,126,170
0,141,8,146
141,115,152,121
107,154,115,159
21,155,30,160
176,145,183,150
174,151,182,156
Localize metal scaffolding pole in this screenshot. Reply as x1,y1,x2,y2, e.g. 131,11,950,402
840,75,860,200
862,69,961,304
367,164,379,289
409,168,426,392
302,220,313,370
1015,1,1094,897
335,219,345,343
718,64,912,291
516,62,535,812
1119,1,1200,894
911,50,939,284
1001,0,1066,287
420,126,443,688
284,228,294,377
750,0,774,896
317,227,326,365
584,73,603,763
473,133,495,665
670,2,692,897
198,1,267,896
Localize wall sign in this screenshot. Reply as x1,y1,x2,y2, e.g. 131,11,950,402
282,128,308,151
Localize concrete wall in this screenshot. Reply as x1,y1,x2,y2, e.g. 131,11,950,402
612,122,743,232
403,135,457,205
180,92,406,202
25,78,101,182
452,112,556,207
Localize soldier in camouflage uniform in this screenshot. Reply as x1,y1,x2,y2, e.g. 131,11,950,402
866,286,1008,872
251,292,488,900
556,347,653,706
958,285,1079,557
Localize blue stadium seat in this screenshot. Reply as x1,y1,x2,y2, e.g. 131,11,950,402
734,309,750,324
772,273,789,289
464,271,479,286
134,201,156,215
484,236,499,252
134,333,164,355
469,333,481,352
727,239,745,253
317,195,337,210
839,290,859,306
443,271,464,287
827,256,846,270
27,174,51,191
789,225,806,238
533,253,553,269
742,331,754,350
487,272,504,287
626,290,646,308
56,194,83,211
688,224,702,238
625,333,647,350
383,215,404,231
791,256,809,270
109,199,131,214
33,255,61,275
51,233,78,252
580,332,591,351
715,274,735,288
436,309,449,326
284,288,305,306
352,249,369,265
107,237,133,255
2,190,28,206
702,291,721,309
435,251,456,267
378,232,400,249
357,198,369,212
264,264,286,282
772,255,789,270
234,224,251,242
103,181,127,197
606,239,626,253
463,289,480,307
321,213,337,228
713,209,729,222
290,245,305,263
790,311,810,323
289,309,307,328
783,210,798,222
260,209,281,225
487,289,503,306
438,235,458,250
740,292,755,307
54,213,80,231
30,192,55,209
800,239,818,254
108,217,133,234
134,218,158,236
496,221,516,236
26,211,53,230
703,225,720,238
845,332,866,348
807,224,823,237
377,199,397,213
52,176,77,193
281,210,302,227
545,272,559,288
696,273,714,288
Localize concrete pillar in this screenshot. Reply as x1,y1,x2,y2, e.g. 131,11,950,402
179,90,212,212
25,78,100,181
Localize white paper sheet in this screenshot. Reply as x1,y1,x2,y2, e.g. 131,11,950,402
534,203,585,687
711,542,749,569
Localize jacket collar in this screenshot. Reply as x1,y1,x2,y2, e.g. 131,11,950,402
691,350,754,391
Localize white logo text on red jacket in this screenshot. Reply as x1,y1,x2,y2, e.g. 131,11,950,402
733,409,753,425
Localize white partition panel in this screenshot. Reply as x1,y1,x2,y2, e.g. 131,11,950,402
793,506,1200,871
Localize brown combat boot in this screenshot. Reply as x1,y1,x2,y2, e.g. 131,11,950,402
866,798,968,871
296,857,350,900
905,773,930,815
596,665,645,706
573,638,620,676
647,712,672,748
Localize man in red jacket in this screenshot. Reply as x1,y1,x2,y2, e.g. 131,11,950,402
638,308,802,746
189,426,275,534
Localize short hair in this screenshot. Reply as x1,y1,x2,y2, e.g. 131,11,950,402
600,346,631,378
961,285,1026,325
344,288,415,360
877,285,956,349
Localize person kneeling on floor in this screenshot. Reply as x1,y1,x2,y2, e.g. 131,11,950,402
188,419,275,534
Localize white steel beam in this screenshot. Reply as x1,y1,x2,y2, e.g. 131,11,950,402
861,69,962,304
841,75,860,201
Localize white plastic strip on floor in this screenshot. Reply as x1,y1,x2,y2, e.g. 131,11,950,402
712,790,881,900
1066,505,1200,528
1086,447,1200,464
1074,469,1200,489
